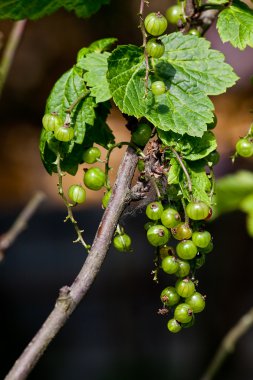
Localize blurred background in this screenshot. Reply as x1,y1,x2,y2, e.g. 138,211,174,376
0,0,253,379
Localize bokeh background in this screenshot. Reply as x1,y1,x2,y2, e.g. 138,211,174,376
0,0,253,379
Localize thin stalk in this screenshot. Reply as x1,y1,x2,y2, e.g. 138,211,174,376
56,153,90,250
0,20,27,96
171,147,192,193
66,91,90,114
139,0,150,95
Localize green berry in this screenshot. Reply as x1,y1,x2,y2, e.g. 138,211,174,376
171,223,192,240
144,12,168,36
161,208,181,228
160,286,180,307
102,190,112,208
175,278,195,298
161,255,179,274
185,292,205,313
151,81,166,96
83,147,101,164
113,233,131,252
83,167,105,191
188,28,201,37
132,123,152,146
176,240,198,260
54,125,74,142
165,5,182,25
146,201,164,220
68,184,86,204
186,201,210,221
200,241,213,254
236,138,253,158
174,303,193,324
176,259,191,278
167,318,182,333
192,231,211,248
146,38,165,58
137,159,145,172
42,113,63,132
147,225,170,247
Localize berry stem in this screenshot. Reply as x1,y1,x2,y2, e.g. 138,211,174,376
139,0,150,96
181,197,190,225
66,90,90,114
170,147,192,194
56,153,90,251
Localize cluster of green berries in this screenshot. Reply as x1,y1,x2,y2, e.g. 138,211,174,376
42,112,74,142
145,200,212,332
236,123,253,158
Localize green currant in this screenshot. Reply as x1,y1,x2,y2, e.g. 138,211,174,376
146,38,165,58
159,245,174,260
186,201,210,221
83,167,105,191
83,147,101,164
137,159,145,172
181,314,195,328
192,231,211,248
206,150,220,166
42,113,63,132
161,255,179,274
151,81,166,96
131,123,152,147
144,221,156,231
185,292,205,313
146,201,164,220
167,318,182,333
102,190,112,208
144,12,168,36
54,125,74,142
165,5,182,25
113,233,131,252
171,223,192,240
161,208,181,228
68,184,86,204
207,114,217,130
175,278,195,298
147,225,170,247
236,138,253,158
176,240,198,260
200,241,213,254
160,286,180,307
174,303,193,324
176,259,191,278
188,28,201,37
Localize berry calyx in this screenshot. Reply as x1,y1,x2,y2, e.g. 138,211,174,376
83,167,105,191
146,201,164,220
68,184,86,204
42,113,63,132
144,12,168,36
147,225,170,246
83,147,101,164
151,81,166,96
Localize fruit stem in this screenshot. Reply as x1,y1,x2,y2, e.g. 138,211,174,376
139,0,150,96
66,90,90,114
56,153,90,251
181,197,190,225
170,147,192,194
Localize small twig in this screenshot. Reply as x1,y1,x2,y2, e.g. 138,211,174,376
170,148,192,193
66,91,90,114
201,308,253,380
0,192,45,260
139,0,150,95
0,20,27,96
4,146,139,380
56,153,90,251
150,177,161,199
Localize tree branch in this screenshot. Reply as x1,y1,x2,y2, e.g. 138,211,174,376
201,307,253,380
0,20,27,96
0,191,46,260
4,146,139,380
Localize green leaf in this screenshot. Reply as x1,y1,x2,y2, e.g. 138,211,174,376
240,193,253,213
215,170,253,214
207,0,229,4
0,0,110,20
217,0,253,50
158,130,217,160
77,38,117,61
246,212,253,237
179,161,211,205
78,52,111,103
167,158,181,184
108,35,237,137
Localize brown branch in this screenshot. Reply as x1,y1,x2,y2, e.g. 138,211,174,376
4,146,139,380
0,191,46,260
0,20,27,96
201,307,253,380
